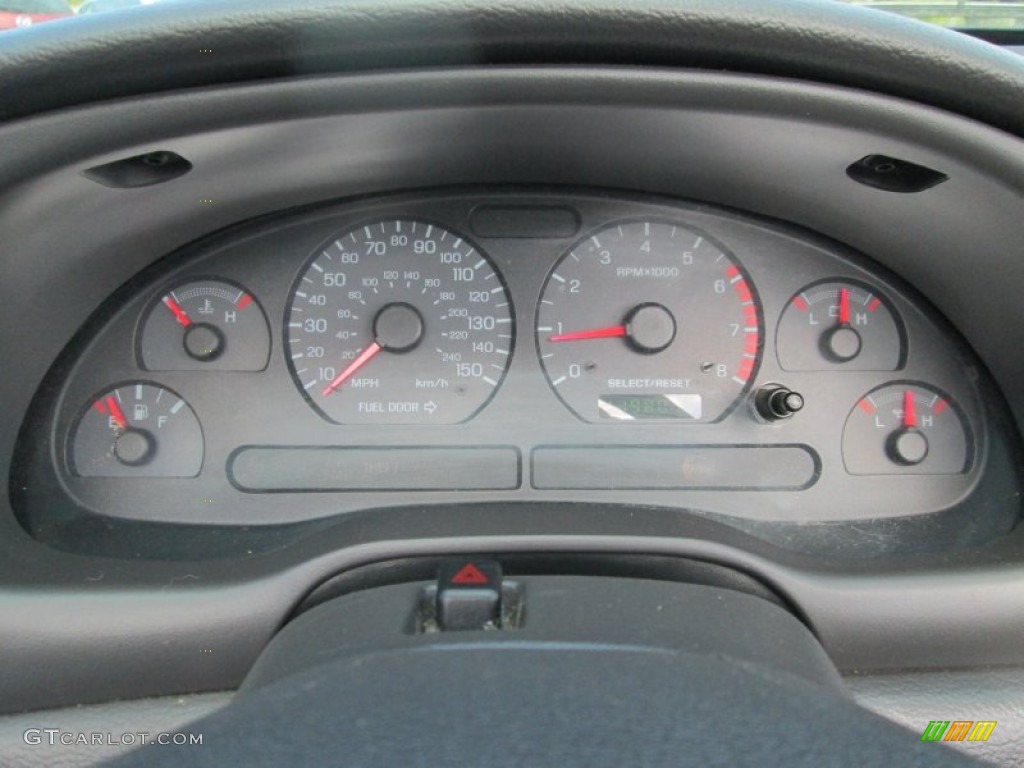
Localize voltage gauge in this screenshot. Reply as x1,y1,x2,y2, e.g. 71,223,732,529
536,220,761,423
776,280,904,370
842,382,971,475
68,382,204,477
286,219,514,424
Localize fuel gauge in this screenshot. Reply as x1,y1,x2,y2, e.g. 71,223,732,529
69,382,204,477
138,279,270,371
843,382,971,475
777,280,904,370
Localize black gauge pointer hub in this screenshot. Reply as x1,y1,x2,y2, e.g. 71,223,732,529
821,325,862,363
184,323,225,361
373,302,425,353
114,428,156,466
624,303,676,354
888,428,929,466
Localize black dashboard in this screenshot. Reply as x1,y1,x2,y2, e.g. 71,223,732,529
2,3,1024,764
13,189,1013,536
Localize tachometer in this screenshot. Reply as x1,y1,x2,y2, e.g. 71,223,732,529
286,219,514,424
536,220,761,423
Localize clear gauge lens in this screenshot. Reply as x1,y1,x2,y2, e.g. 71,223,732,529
286,219,514,424
843,382,971,474
777,280,904,370
138,279,270,371
536,220,761,423
69,382,203,477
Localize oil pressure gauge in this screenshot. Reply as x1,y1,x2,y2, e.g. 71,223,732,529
776,280,904,370
842,382,971,475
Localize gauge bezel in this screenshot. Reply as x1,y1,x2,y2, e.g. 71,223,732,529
134,274,272,372
775,276,908,372
65,379,205,478
842,379,975,475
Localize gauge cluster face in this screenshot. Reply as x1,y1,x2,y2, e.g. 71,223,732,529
14,189,1008,531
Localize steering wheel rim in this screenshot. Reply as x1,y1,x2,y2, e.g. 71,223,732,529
0,0,1022,134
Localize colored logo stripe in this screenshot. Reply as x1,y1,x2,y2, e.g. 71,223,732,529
920,720,996,743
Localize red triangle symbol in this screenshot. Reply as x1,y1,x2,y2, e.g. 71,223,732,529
451,563,489,585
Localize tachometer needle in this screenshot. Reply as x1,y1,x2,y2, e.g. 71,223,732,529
903,389,917,429
549,325,627,343
162,296,192,328
322,342,382,396
105,395,128,432
838,288,851,326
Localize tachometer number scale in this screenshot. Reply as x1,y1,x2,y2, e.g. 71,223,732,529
536,220,761,423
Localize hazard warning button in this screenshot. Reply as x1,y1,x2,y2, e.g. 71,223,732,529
436,559,503,631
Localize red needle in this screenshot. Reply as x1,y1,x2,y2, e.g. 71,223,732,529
105,396,128,431
162,296,192,327
903,389,917,429
838,288,851,326
549,325,627,343
322,342,382,396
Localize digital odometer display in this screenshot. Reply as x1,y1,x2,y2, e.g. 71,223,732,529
536,220,761,423
598,394,703,420
286,219,514,424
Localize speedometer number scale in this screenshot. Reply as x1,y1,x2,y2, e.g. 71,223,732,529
536,221,761,422
286,220,514,424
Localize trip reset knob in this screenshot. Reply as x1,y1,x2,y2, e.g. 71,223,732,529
755,385,805,422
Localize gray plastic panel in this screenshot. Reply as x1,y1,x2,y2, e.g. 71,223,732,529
531,445,818,490
229,446,521,492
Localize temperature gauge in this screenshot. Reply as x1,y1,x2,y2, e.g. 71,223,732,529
138,279,270,371
69,382,204,477
776,280,904,370
843,382,971,475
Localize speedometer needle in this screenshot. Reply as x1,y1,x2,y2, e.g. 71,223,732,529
548,325,627,342
322,342,382,397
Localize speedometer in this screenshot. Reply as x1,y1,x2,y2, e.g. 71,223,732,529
536,220,761,423
286,219,514,424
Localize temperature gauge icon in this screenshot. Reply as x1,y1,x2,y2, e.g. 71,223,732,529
138,279,270,371
69,382,204,477
776,280,904,370
842,382,971,475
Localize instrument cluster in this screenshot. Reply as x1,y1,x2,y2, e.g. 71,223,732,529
16,189,995,528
